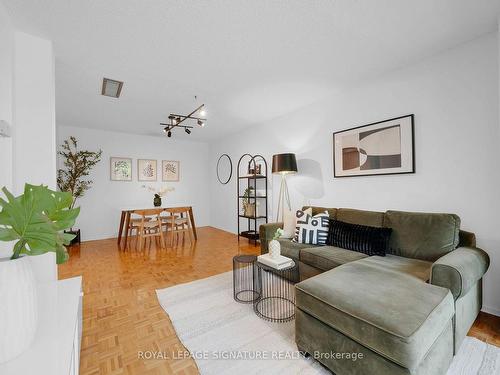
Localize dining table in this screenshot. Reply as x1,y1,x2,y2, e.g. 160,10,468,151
117,206,197,247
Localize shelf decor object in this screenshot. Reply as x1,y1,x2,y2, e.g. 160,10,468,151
272,153,298,222
333,114,415,177
237,154,268,245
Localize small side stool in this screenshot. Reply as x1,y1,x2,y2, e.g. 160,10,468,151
232,255,260,303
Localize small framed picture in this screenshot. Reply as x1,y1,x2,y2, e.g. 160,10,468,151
137,159,157,181
110,157,132,181
333,114,415,178
162,160,180,181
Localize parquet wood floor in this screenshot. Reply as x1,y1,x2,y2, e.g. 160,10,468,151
58,226,500,375
59,226,260,375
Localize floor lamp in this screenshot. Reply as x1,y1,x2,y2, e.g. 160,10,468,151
272,153,298,222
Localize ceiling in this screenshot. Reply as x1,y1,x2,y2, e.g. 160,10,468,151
3,0,500,141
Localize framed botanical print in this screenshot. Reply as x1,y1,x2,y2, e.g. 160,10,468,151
162,160,180,181
333,114,415,177
137,159,157,181
110,157,132,181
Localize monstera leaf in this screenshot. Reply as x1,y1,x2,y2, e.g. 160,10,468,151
0,184,80,264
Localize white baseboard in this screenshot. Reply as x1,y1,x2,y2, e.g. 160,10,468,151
481,305,500,317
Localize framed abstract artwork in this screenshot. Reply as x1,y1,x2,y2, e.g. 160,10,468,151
333,114,415,177
162,160,180,181
110,157,132,181
137,159,157,181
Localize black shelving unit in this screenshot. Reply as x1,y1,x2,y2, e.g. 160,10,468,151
237,154,268,245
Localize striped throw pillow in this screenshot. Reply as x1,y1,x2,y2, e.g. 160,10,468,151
293,210,329,245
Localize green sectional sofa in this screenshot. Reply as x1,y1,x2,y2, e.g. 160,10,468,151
259,207,489,375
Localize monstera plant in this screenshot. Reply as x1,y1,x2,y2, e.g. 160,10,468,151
0,183,80,363
0,184,80,264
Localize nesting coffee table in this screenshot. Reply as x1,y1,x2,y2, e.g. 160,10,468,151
232,255,299,323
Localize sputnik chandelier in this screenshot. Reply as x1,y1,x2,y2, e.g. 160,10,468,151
161,103,207,138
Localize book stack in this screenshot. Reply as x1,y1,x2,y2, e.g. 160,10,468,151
257,254,295,270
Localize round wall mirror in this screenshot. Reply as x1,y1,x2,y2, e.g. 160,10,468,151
217,154,233,184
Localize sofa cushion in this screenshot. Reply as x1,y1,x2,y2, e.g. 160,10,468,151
296,262,454,370
277,238,315,261
300,246,368,271
326,219,392,256
337,208,384,227
357,254,432,282
384,210,460,261
303,206,337,219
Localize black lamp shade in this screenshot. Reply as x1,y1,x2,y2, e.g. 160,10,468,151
272,153,298,174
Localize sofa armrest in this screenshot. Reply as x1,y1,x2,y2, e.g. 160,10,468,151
430,247,489,300
259,222,283,254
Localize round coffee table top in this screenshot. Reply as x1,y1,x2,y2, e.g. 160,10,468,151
255,260,297,273
233,255,257,263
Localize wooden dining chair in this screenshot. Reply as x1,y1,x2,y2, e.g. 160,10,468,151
133,209,166,250
162,207,194,246
127,216,150,239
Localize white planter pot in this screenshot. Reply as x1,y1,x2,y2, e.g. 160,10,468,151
269,239,281,259
0,256,38,363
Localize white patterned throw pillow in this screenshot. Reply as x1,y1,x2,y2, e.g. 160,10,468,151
293,210,329,245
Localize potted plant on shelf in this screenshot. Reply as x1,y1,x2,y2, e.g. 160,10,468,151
0,184,80,363
242,187,256,217
57,136,102,244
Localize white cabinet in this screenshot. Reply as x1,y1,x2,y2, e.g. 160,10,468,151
0,276,83,375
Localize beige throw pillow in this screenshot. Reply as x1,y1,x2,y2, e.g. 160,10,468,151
281,207,312,238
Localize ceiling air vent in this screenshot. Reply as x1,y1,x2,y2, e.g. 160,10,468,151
101,78,123,98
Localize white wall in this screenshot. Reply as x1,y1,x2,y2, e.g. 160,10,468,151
57,126,211,241
12,32,56,192
0,9,57,272
0,2,13,191
209,33,500,315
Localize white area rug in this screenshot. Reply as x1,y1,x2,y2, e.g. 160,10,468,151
156,272,500,375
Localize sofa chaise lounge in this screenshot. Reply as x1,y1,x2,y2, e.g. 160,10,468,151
259,207,489,375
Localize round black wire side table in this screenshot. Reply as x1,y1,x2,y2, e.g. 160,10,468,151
233,255,260,303
253,261,299,322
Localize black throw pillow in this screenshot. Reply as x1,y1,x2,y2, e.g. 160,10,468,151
326,219,392,256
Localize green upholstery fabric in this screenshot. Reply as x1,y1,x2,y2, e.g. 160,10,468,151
295,262,454,370
296,260,323,281
384,210,460,261
337,208,384,227
357,255,432,282
300,246,368,271
302,206,337,218
454,281,482,353
430,246,489,300
459,230,477,247
296,308,454,375
276,238,316,261
259,222,283,254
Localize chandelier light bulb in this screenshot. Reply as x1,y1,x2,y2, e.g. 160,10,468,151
199,108,206,117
